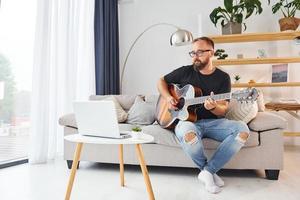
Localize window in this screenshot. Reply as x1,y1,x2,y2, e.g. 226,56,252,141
0,0,36,167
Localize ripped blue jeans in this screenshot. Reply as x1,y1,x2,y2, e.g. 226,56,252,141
175,118,250,174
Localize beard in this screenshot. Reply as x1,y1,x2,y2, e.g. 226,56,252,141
193,59,209,71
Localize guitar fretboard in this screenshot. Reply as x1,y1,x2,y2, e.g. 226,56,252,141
185,93,232,106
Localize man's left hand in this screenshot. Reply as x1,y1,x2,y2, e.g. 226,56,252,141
204,92,217,110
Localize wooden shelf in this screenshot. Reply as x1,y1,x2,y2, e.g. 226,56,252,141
283,132,300,137
210,31,300,43
232,82,300,88
210,32,300,89
213,57,300,66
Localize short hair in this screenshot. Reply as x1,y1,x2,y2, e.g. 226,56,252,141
192,37,214,49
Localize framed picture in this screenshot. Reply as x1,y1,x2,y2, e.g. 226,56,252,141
272,64,288,83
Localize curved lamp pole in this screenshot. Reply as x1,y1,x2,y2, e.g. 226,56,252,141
120,23,193,93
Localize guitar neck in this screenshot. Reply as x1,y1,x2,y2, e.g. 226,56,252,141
185,93,231,106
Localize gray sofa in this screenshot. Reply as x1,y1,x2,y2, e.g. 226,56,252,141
59,94,287,180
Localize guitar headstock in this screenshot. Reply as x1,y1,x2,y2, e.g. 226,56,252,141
232,88,259,103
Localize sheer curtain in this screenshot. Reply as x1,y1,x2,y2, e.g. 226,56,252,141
29,0,95,163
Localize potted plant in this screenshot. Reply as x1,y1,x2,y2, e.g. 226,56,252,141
268,0,300,31
131,126,142,139
214,49,228,59
210,0,264,35
234,75,241,83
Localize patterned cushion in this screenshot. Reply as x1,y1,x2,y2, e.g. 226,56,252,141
225,100,258,124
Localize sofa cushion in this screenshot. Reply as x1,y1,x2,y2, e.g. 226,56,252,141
248,111,287,132
141,125,180,147
59,113,77,128
126,96,156,125
225,100,258,124
89,95,138,111
257,89,265,112
59,112,261,149
145,95,159,105
102,96,128,122
140,124,259,149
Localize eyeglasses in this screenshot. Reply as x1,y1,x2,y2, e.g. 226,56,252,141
189,49,212,58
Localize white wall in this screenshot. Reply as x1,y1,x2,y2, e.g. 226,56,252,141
119,0,300,145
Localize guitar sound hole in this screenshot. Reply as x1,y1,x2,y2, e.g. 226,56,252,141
176,98,185,110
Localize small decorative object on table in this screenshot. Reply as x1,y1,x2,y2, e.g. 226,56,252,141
214,49,228,60
257,49,267,58
234,74,241,83
131,126,142,139
237,54,244,59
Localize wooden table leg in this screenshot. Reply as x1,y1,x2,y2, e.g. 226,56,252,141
65,142,83,200
119,144,125,186
135,144,155,200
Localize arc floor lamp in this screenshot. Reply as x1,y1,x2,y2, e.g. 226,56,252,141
120,22,194,93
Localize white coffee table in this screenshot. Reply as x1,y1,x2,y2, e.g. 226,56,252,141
64,133,155,200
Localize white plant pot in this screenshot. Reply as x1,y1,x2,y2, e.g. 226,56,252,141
131,131,142,139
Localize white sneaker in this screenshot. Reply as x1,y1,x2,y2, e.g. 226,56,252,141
198,170,221,194
213,173,225,187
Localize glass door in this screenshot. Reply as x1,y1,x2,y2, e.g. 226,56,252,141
0,0,36,168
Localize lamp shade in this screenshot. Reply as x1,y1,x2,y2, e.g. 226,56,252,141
170,29,193,46
0,81,4,100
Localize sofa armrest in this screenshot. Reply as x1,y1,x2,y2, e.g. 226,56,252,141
248,111,287,132
59,113,77,128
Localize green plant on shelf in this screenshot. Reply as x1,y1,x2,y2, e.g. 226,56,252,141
209,0,264,31
268,0,300,17
214,49,228,60
234,75,241,83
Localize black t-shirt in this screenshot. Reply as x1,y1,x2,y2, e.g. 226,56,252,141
164,65,231,119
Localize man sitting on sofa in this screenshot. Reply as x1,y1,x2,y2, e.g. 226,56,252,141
157,37,250,194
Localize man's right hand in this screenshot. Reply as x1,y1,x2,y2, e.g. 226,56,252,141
166,96,178,110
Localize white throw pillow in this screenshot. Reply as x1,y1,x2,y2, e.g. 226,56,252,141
126,96,156,125
103,96,128,122
225,99,258,124
257,89,265,112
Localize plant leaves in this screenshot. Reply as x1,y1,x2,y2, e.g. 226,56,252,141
235,13,243,23
246,7,254,19
272,3,283,14
209,8,220,26
224,0,233,13
243,23,247,31
209,7,229,27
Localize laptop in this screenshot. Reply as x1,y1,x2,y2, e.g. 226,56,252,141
73,100,130,139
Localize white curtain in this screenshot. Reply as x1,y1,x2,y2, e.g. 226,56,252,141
29,0,95,163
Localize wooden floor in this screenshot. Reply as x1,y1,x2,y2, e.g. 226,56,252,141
0,135,29,164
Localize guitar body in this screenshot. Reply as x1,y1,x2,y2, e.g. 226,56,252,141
155,84,203,129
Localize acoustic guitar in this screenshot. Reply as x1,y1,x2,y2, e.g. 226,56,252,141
155,84,258,129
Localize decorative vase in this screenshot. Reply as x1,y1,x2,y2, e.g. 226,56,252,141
279,17,300,31
222,22,242,35
131,131,142,139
